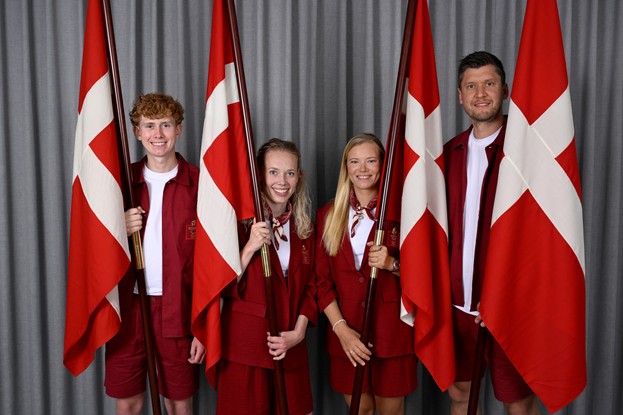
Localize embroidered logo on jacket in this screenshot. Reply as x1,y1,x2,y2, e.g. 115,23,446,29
186,220,197,240
301,244,311,264
387,226,400,248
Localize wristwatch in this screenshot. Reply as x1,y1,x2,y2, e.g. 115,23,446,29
391,258,400,272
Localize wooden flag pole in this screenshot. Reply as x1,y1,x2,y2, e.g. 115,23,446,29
225,0,289,413
101,1,161,414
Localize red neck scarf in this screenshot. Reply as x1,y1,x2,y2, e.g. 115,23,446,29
349,190,377,237
266,202,292,250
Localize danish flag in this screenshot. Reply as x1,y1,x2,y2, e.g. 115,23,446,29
481,0,586,411
394,0,455,391
191,0,255,385
64,0,130,376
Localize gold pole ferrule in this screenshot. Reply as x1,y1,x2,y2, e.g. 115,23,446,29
370,229,384,279
132,232,144,270
261,244,272,277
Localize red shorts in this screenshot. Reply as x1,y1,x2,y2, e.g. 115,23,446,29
329,354,418,398
216,359,313,415
453,307,533,403
104,295,198,401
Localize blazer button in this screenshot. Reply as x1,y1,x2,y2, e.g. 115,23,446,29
361,301,366,307
358,277,364,283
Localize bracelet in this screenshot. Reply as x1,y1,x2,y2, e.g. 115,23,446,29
332,319,347,332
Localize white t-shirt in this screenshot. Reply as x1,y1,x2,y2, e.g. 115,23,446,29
348,206,376,270
138,164,178,296
456,127,500,315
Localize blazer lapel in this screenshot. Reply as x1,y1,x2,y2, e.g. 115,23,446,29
342,232,358,271
269,243,286,286
288,229,302,282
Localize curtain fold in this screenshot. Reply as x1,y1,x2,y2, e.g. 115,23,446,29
0,1,620,413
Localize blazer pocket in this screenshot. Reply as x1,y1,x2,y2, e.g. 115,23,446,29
231,299,267,318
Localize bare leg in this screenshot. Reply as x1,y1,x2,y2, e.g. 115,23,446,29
503,394,540,415
375,395,405,415
448,381,481,415
163,397,193,415
344,392,376,415
116,393,145,415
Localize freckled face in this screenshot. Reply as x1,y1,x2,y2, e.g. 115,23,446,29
134,115,181,160
458,64,508,123
263,150,299,213
346,142,381,193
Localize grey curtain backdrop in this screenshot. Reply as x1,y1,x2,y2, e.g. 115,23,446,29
0,0,620,414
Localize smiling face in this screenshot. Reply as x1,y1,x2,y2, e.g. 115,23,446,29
263,149,299,215
346,141,382,196
458,64,508,126
134,115,182,170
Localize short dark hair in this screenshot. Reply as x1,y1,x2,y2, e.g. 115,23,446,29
458,51,506,87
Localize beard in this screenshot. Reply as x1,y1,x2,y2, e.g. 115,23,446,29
465,103,502,123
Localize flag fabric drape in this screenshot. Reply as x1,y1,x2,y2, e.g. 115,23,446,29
191,0,255,386
481,0,586,412
395,0,455,391
63,0,131,376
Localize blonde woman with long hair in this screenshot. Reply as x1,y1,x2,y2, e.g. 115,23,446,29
316,133,417,415
216,139,317,415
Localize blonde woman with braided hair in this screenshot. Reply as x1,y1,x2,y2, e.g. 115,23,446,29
316,133,417,415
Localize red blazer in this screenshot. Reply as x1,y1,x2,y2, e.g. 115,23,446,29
118,154,198,338
444,121,506,311
220,222,317,370
315,203,414,358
